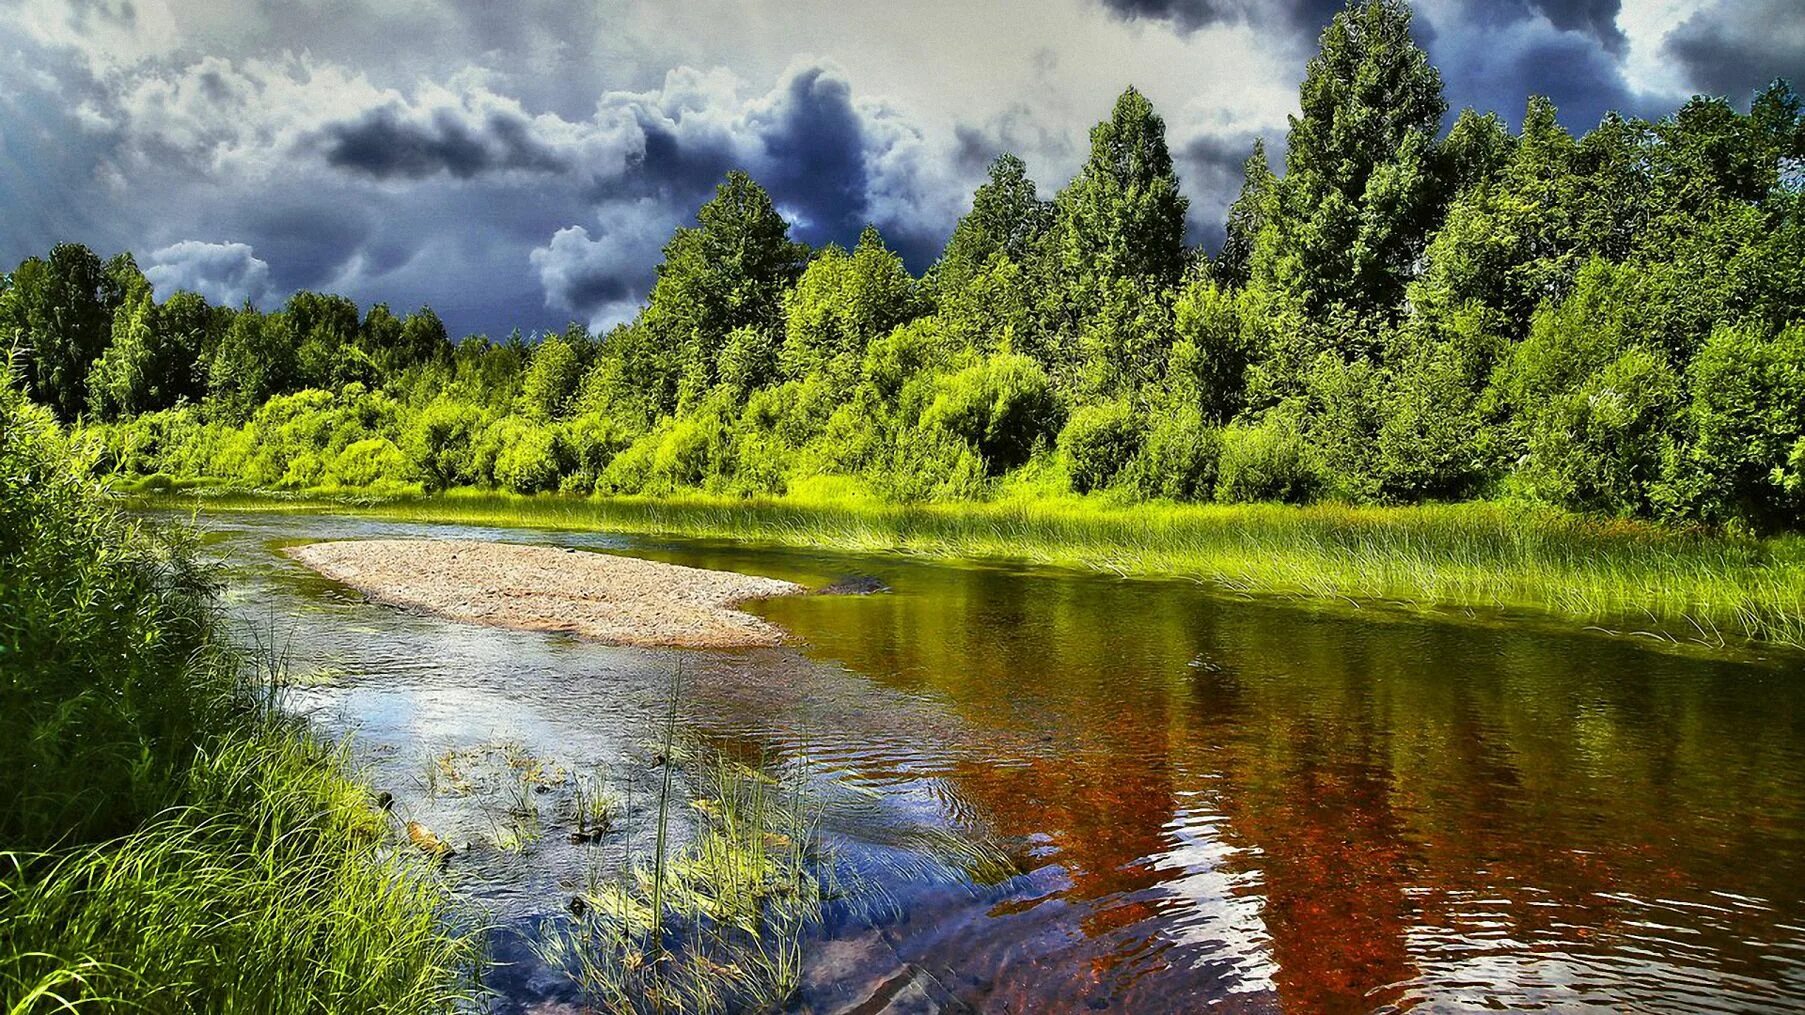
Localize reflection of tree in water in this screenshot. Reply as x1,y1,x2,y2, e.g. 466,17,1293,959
751,557,1805,1011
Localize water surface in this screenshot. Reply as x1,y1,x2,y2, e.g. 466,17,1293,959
181,509,1805,1013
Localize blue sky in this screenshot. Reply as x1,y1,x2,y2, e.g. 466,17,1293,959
1,0,1799,337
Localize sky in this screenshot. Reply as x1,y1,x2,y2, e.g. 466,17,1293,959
1,0,1801,339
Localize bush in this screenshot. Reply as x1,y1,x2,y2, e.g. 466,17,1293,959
406,398,486,491
1130,406,1219,501
1215,413,1320,504
1670,323,1805,527
1520,347,1681,515
1059,402,1143,493
492,421,568,494
919,353,1062,475
328,437,416,490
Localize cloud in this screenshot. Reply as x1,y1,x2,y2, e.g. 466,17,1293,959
320,104,568,180
1662,0,1805,100
1088,0,1344,42
530,201,670,328
144,241,274,306
1176,129,1262,250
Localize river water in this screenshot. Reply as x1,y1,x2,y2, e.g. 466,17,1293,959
181,509,1805,1013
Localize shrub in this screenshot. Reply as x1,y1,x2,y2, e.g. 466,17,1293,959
406,398,486,490
1059,402,1143,493
1130,406,1219,501
1520,346,1681,515
328,437,416,490
491,421,568,494
1670,323,1805,527
1215,412,1320,504
919,352,1062,475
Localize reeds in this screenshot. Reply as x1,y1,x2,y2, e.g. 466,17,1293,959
538,666,833,1014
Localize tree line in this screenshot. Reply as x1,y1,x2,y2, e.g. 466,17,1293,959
7,0,1804,530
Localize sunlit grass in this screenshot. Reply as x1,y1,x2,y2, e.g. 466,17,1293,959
1,726,482,1013
151,487,1805,651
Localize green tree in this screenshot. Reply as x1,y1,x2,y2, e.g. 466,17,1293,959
3,244,112,420
1252,0,1446,327
643,171,808,406
1053,86,1190,295
1213,139,1275,290
399,307,452,368
781,225,922,390
933,153,1052,300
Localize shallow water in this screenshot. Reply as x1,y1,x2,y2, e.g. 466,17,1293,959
177,509,1805,1013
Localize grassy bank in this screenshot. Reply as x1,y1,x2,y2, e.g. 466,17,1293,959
2,390,477,1011
140,483,1805,652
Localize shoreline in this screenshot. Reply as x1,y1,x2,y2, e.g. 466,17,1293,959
136,487,1805,654
286,538,805,648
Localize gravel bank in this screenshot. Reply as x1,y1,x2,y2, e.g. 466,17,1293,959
285,538,804,648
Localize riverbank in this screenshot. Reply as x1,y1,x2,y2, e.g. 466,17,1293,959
2,391,477,1011
132,486,1805,652
289,538,803,647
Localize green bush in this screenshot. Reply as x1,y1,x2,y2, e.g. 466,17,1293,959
1520,347,1681,515
1130,406,1219,501
1671,323,1805,527
329,437,416,490
1059,402,1143,493
406,398,487,491
482,418,568,494
919,352,1062,475
1215,413,1320,504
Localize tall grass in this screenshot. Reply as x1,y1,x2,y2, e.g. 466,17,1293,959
160,487,1805,650
539,665,831,1015
1,384,477,1012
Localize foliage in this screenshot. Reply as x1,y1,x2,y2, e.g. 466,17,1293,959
8,1,1804,536
1059,401,1143,493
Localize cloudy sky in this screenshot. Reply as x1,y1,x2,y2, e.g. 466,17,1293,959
2,0,1800,338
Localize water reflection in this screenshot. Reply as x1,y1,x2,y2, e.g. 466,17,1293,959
174,510,1805,1013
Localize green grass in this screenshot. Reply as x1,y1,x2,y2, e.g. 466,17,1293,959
2,386,478,1013
145,484,1805,652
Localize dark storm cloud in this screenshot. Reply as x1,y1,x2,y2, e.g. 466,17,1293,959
1663,0,1805,100
1091,0,1344,42
1177,129,1262,251
1525,0,1623,52
320,105,567,180
1430,17,1652,130
240,202,374,291
754,66,871,248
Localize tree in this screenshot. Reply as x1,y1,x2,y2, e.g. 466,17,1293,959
1053,87,1190,295
3,244,111,421
1214,140,1275,290
781,225,922,389
207,307,297,421
87,290,201,420
286,291,364,389
399,307,452,367
933,153,1052,299
1252,0,1446,326
643,171,809,405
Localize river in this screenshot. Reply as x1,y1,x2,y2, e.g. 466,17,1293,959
181,508,1805,1013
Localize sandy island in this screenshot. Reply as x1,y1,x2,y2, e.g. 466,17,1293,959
285,539,804,648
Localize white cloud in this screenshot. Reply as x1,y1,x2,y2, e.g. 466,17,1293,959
144,240,274,306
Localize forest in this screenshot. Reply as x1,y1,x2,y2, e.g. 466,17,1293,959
7,0,1805,533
